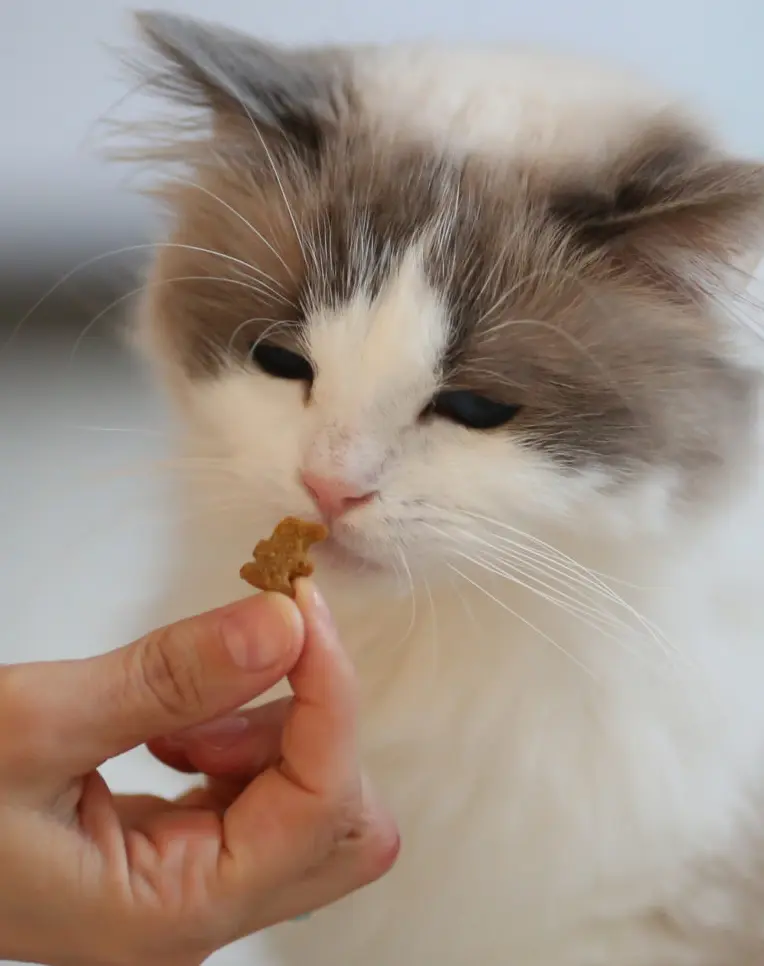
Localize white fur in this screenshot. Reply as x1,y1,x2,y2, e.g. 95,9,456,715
145,47,764,966
351,45,693,163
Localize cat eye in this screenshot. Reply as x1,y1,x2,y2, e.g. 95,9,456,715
251,342,313,382
430,390,522,430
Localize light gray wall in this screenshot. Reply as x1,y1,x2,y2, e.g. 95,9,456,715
2,0,763,278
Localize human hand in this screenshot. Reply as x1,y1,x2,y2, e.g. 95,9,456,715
0,582,398,966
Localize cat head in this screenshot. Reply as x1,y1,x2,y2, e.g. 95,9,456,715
130,11,764,578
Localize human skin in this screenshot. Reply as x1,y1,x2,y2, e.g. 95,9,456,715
0,581,399,966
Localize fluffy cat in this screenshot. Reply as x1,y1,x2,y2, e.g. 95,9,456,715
128,11,764,965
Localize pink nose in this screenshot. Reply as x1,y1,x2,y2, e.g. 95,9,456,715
301,471,376,521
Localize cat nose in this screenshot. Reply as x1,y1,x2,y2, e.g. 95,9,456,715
300,471,376,521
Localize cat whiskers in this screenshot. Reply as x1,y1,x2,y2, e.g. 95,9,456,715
221,84,314,282
422,505,700,679
168,176,298,287
477,314,633,413
447,505,671,635
451,515,651,597
470,266,561,333
227,317,301,355
447,558,599,682
508,524,653,589
447,560,481,634
473,523,691,673
464,536,644,637
394,543,419,653
4,239,293,356
422,571,442,682
454,542,678,678
67,272,291,372
469,270,643,416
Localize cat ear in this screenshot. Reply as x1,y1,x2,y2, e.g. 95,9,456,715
554,125,764,266
134,10,347,152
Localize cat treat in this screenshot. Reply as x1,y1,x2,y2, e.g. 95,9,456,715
240,517,328,598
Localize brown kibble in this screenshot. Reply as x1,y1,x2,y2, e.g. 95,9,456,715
240,517,329,598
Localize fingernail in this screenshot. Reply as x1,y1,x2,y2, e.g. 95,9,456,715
222,594,302,671
179,714,250,747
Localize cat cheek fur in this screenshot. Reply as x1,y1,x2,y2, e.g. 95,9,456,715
128,11,764,966
178,253,671,580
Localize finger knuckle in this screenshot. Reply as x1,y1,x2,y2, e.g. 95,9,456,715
324,788,363,843
320,783,400,885
133,626,206,719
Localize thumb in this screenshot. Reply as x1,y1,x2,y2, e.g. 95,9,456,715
0,594,303,776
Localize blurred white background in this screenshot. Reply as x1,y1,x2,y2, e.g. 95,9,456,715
0,2,763,964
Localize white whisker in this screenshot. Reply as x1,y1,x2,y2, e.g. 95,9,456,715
170,176,297,285
422,503,695,674
423,573,440,681
426,519,636,646
461,547,682,677
3,239,294,355
216,83,310,281
66,273,289,369
448,562,599,682
227,317,300,354
396,544,419,646
438,509,676,650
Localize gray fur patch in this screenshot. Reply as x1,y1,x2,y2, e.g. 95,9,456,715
134,15,764,478
136,11,350,151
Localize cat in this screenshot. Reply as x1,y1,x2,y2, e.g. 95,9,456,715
128,11,764,965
